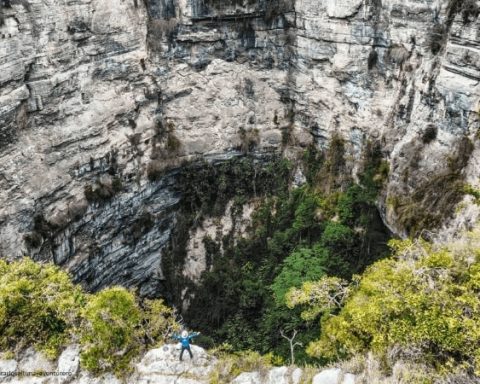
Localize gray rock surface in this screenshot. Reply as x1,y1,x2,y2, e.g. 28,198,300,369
134,344,214,383
0,0,479,296
313,368,356,384
57,346,80,383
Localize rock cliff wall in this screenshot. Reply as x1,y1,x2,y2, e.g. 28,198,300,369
0,0,479,293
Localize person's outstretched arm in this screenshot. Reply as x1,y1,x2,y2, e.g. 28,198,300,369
189,332,200,340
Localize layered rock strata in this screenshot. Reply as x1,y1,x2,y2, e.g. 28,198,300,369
0,0,478,293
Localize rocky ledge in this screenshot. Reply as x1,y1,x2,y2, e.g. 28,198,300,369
0,344,358,384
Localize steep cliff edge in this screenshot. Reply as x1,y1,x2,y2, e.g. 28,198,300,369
0,0,479,295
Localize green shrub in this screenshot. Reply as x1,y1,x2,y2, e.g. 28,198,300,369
0,258,85,358
321,222,353,247
141,298,181,347
463,184,480,204
80,289,180,376
288,232,480,375
80,287,141,376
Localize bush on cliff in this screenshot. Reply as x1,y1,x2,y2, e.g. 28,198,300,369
80,287,141,375
0,259,179,376
0,258,84,358
287,230,480,376
80,288,179,376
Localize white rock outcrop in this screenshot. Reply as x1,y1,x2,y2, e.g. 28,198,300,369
134,344,215,383
313,368,356,384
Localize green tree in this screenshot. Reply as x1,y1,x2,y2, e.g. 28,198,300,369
270,246,327,303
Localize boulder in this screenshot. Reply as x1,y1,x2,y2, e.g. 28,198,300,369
313,369,356,384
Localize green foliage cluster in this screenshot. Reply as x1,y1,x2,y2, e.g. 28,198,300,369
80,288,141,375
171,143,390,364
270,246,327,304
0,259,179,377
289,232,480,377
0,258,84,358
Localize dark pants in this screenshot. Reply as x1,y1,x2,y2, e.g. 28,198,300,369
180,346,193,361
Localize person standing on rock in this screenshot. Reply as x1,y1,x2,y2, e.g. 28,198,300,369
172,330,200,361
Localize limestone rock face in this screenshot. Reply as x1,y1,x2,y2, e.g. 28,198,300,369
0,0,479,294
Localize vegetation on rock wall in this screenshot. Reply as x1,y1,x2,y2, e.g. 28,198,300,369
0,258,179,376
288,231,480,379
388,136,474,237
449,0,479,24
164,139,391,364
84,177,123,204
80,288,142,375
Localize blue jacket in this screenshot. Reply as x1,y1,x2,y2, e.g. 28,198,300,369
173,333,199,348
